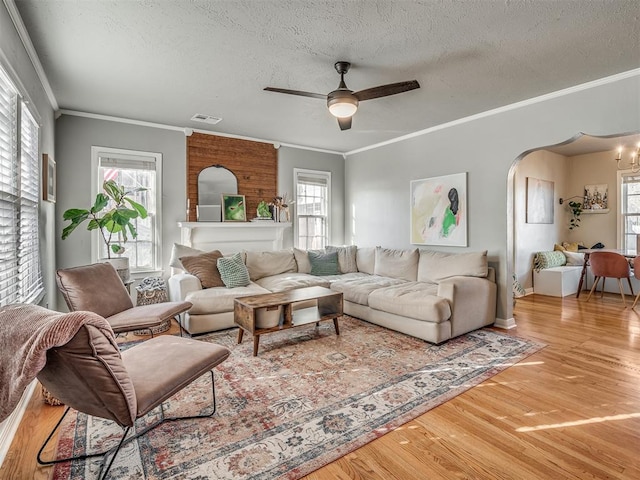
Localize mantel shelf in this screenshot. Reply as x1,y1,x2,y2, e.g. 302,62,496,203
582,209,609,214
178,221,291,253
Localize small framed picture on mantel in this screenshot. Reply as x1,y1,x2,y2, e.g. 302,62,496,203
42,153,56,203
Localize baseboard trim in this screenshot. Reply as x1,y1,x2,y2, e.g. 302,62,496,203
494,317,517,329
0,381,36,468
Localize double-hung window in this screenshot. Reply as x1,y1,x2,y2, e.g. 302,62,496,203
0,67,43,306
294,169,331,249
619,171,640,253
92,146,162,274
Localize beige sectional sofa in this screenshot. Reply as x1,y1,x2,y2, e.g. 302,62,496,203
167,245,497,344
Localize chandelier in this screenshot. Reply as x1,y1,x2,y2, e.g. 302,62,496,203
616,144,640,172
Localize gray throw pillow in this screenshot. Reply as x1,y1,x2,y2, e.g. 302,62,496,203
217,253,250,288
308,250,340,276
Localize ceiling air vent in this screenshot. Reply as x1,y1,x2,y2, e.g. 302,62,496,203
191,114,222,125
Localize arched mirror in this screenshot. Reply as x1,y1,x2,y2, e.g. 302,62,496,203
197,165,238,221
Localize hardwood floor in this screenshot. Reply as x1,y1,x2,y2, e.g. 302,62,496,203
1,293,639,479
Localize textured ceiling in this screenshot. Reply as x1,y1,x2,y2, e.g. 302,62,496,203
13,0,640,153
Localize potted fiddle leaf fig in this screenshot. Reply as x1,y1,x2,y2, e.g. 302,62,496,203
61,180,147,281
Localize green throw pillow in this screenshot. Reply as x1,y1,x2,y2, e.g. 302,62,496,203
308,250,340,276
217,253,250,288
533,251,566,272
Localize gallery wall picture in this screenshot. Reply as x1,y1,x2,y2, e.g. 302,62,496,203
583,184,608,210
526,177,554,224
42,153,56,203
410,172,467,246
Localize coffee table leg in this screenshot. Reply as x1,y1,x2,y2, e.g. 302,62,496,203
333,317,340,336
237,328,244,344
253,335,260,356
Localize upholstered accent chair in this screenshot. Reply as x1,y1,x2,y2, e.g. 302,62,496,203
57,262,192,336
34,307,230,479
586,251,633,306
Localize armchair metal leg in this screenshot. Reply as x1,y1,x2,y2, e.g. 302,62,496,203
36,370,217,477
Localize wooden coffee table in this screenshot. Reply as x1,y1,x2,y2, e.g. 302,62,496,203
234,286,343,356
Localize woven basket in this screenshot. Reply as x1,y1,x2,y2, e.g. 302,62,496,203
134,287,171,335
136,288,168,306
41,384,63,406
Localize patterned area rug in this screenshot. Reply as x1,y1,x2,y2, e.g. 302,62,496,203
52,316,543,480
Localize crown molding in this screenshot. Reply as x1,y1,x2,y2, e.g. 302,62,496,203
3,0,58,110
345,68,640,157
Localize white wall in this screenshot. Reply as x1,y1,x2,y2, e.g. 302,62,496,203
345,72,640,323
514,150,569,290
566,149,621,248
55,115,187,276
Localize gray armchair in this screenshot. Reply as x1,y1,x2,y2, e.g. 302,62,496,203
56,262,192,336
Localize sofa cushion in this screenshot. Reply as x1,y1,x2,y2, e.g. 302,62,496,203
325,245,358,273
356,247,376,274
255,273,330,293
330,275,406,306
309,251,340,276
417,250,489,283
374,247,419,281
368,282,451,323
245,249,297,281
185,283,270,314
169,243,205,270
293,248,323,274
179,250,224,288
217,253,251,288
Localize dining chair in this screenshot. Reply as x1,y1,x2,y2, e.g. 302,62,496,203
631,256,640,309
56,262,192,337
585,251,633,306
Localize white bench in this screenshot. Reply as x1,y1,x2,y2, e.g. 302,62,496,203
533,266,583,297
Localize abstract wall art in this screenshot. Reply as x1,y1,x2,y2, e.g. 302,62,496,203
526,177,554,224
410,172,467,246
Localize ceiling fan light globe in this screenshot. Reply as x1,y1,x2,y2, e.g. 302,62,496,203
329,102,358,118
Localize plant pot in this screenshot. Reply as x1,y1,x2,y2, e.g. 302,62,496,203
99,257,130,284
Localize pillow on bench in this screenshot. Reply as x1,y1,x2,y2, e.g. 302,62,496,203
533,251,566,272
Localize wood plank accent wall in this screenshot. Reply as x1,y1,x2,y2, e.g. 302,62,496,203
186,133,278,222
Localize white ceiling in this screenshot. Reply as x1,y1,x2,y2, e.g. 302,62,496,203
12,0,640,154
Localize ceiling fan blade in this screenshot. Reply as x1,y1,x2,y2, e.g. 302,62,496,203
337,116,352,131
264,87,326,100
354,80,420,101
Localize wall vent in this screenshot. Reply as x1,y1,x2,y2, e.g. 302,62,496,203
191,114,222,125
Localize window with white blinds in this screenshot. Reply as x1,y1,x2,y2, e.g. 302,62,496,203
294,169,331,249
92,146,162,273
0,67,43,306
620,172,640,253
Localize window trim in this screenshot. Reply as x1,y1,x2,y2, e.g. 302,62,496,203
90,146,163,275
617,169,640,253
293,168,331,249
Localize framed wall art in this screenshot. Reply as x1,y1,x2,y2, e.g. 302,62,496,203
221,194,247,222
526,177,554,224
42,153,56,203
410,172,467,246
583,184,608,210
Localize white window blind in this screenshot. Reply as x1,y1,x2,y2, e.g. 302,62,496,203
94,148,161,272
0,67,43,306
19,105,44,303
294,169,331,250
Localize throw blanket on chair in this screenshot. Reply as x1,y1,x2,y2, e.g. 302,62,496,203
0,304,115,422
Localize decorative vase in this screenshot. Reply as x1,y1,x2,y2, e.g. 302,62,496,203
99,257,130,284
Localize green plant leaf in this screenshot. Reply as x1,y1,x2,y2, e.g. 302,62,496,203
62,208,89,221
90,193,109,214
126,222,138,239
124,197,148,218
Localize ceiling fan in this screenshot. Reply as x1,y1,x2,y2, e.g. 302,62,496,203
264,61,420,131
